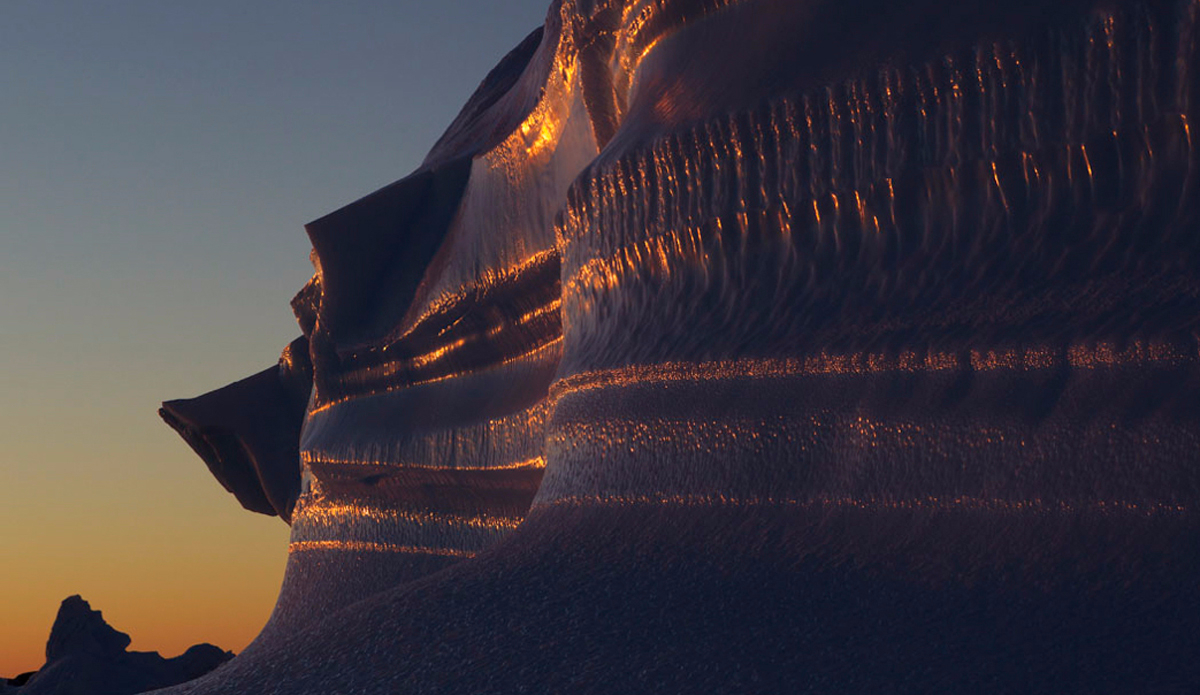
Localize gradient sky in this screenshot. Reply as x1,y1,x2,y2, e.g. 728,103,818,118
0,0,552,676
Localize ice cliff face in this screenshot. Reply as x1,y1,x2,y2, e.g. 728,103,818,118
160,0,1200,692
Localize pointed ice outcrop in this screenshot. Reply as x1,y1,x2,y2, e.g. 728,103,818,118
14,596,231,695
43,595,131,661
159,337,311,522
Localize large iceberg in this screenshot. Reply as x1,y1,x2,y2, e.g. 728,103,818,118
159,0,1200,691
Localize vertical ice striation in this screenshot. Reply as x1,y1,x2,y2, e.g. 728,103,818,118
545,0,1200,522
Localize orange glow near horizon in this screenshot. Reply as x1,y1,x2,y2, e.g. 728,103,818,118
1,528,288,679
0,424,290,678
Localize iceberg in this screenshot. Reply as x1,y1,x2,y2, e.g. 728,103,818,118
158,0,1200,691
11,597,230,695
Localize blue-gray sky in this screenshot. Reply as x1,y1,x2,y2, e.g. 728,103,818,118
0,0,551,675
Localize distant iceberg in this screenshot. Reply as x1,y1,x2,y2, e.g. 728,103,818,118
9,596,229,695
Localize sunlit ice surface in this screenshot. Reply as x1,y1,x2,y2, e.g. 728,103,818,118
154,0,1200,692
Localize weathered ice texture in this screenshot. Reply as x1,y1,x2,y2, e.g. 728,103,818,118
11,597,230,695
159,0,1200,692
160,22,580,652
